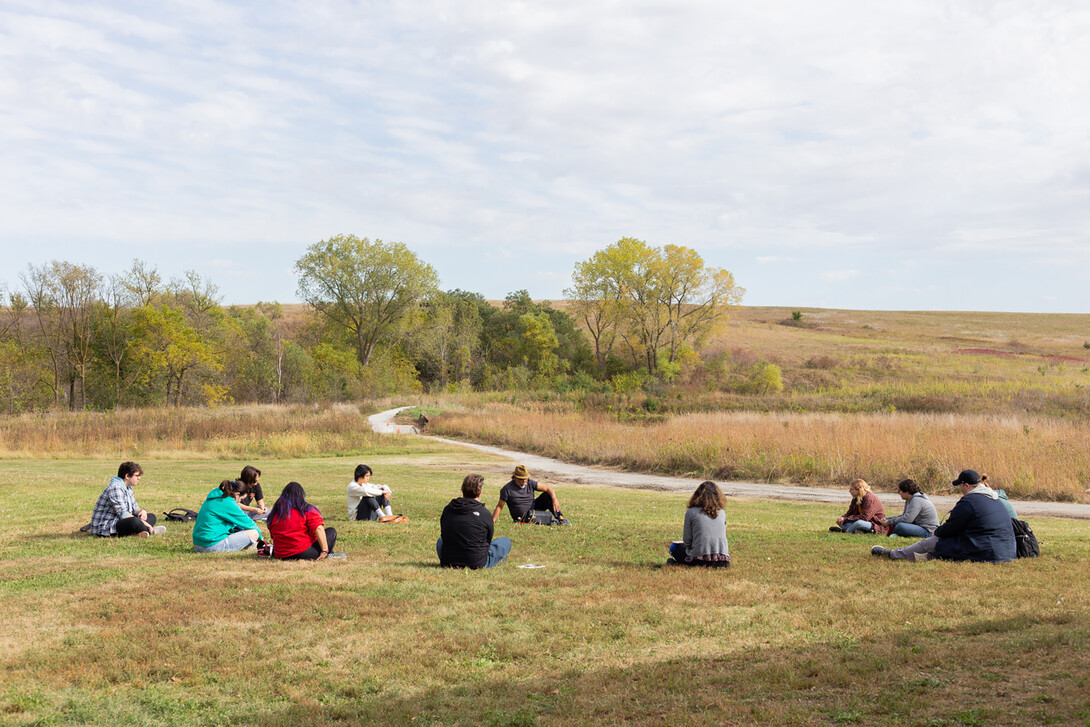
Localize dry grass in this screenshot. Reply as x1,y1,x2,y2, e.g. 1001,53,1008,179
0,403,398,459
432,402,1090,500
3,449,1090,726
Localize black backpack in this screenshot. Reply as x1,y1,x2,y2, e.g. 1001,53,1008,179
164,508,199,522
1012,519,1039,558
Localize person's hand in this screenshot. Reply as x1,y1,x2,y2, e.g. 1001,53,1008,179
259,506,268,514
138,510,147,521
318,551,328,560
836,517,845,526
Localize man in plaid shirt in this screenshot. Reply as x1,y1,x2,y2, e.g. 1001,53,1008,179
90,461,165,537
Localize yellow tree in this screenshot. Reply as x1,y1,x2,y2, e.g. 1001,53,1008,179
566,238,744,375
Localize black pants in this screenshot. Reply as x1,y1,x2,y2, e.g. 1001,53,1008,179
278,527,338,560
511,493,558,523
115,513,157,537
355,496,386,521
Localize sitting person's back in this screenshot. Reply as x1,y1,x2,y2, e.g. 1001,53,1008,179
933,484,1016,563
438,474,511,569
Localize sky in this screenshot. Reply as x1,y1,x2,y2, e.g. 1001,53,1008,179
1,0,1088,313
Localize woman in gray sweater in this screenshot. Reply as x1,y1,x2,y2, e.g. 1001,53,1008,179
668,481,730,568
880,479,940,538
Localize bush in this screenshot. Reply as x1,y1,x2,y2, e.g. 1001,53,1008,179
749,361,784,395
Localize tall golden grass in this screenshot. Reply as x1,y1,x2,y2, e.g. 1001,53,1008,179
0,403,383,459
432,402,1090,500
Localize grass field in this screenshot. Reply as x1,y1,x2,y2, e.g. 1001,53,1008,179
3,434,1090,726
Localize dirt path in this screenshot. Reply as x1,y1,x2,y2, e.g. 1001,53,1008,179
369,407,1090,519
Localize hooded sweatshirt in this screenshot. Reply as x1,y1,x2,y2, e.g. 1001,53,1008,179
933,484,1016,562
192,486,258,548
439,497,494,569
886,492,940,534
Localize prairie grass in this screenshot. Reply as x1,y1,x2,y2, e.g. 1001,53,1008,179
0,404,413,459
2,442,1090,726
432,402,1090,501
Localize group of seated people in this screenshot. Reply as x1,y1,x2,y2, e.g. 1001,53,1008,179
88,459,1022,568
829,470,1020,563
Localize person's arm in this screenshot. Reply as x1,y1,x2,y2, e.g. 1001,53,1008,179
314,525,329,559
682,509,694,547
492,498,506,523
933,499,971,539
485,506,495,543
534,482,560,512
107,483,134,520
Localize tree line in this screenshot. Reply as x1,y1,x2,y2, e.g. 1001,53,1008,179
0,236,744,412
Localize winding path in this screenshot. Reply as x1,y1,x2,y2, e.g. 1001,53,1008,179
368,407,1090,519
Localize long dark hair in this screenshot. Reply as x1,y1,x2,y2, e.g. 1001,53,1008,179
219,479,248,497
269,481,318,525
688,481,725,519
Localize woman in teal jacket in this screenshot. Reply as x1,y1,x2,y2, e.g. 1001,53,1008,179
193,480,262,552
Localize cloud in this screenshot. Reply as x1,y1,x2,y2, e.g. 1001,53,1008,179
1,1,1089,311
820,270,861,282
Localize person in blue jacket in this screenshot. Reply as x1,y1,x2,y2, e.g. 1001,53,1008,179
871,469,1015,563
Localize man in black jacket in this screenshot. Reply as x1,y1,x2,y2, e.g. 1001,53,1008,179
437,474,513,569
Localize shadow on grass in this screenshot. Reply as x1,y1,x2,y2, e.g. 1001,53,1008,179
239,613,1088,727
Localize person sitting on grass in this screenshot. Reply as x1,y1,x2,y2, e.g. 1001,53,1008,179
879,479,939,538
90,461,166,538
830,479,888,534
872,469,1015,563
438,474,512,569
192,479,263,553
346,464,400,522
668,480,731,568
235,465,268,521
492,465,568,525
267,482,343,560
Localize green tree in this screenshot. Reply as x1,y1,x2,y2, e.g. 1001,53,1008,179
565,238,744,375
295,235,440,367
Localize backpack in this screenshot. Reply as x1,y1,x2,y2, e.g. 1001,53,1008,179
164,508,199,522
1011,519,1039,558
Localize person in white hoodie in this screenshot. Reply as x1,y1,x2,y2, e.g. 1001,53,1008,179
346,464,395,521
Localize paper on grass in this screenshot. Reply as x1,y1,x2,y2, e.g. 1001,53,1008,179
517,564,546,569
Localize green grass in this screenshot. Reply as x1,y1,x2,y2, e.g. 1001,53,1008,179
3,436,1090,726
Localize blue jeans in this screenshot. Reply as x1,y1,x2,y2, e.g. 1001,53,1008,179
194,530,256,553
842,520,874,534
891,522,930,538
435,537,512,568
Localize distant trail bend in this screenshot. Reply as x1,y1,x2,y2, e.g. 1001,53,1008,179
367,407,1090,520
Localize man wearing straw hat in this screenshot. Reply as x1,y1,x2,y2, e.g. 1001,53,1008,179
492,464,569,525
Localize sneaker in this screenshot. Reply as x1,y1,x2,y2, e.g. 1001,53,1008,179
871,545,892,558
79,523,92,533
829,525,844,533
326,551,348,559
152,525,167,535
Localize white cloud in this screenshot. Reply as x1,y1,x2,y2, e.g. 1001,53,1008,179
1,1,1089,311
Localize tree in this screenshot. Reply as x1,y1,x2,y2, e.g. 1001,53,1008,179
565,238,745,375
295,235,440,367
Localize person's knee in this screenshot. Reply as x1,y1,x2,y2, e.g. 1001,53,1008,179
245,529,260,542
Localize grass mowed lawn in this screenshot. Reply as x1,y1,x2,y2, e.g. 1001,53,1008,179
2,437,1089,726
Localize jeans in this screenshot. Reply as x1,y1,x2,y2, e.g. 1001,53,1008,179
194,530,256,553
891,522,930,538
435,537,512,569
842,520,874,534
